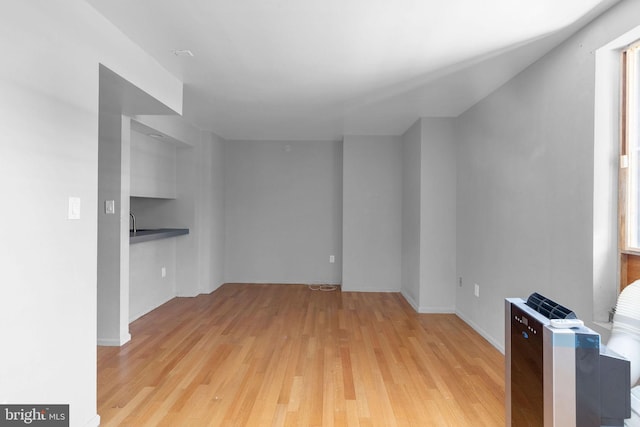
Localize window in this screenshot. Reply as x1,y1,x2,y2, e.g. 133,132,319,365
593,26,640,325
619,41,640,291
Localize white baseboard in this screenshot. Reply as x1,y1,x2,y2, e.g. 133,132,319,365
176,290,199,297
83,414,100,427
97,332,131,347
420,306,456,314
342,286,400,292
399,291,455,314
455,310,504,354
400,290,419,311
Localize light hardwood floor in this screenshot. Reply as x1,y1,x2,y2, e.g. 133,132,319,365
98,283,505,426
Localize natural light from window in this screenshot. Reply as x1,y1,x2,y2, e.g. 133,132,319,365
625,43,640,250
593,26,640,329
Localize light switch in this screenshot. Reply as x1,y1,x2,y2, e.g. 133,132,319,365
105,200,115,214
68,197,81,220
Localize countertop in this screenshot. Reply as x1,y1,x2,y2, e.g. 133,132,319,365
129,228,189,244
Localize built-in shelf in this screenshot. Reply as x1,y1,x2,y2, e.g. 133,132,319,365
129,228,189,244
130,128,177,199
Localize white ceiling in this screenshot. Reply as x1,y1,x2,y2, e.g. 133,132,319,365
86,0,619,140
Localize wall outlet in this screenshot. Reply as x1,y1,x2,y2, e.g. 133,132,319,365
329,255,335,263
161,267,166,278
474,283,480,298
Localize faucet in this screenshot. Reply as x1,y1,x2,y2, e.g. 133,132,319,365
130,212,136,234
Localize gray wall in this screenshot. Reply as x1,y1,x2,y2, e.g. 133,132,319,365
455,0,640,350
128,127,178,322
0,2,182,425
401,121,422,304
173,138,200,296
130,130,177,198
129,118,226,302
198,132,226,293
129,238,176,321
343,135,403,292
97,111,131,345
400,119,456,312
175,129,226,295
223,140,342,284
419,118,457,312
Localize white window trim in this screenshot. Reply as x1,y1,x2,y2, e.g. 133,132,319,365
593,25,640,333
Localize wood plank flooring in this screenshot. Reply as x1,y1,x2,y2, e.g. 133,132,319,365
97,283,505,426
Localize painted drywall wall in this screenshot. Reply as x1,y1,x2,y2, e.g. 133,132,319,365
130,130,177,198
131,116,199,298
97,67,183,347
419,118,456,312
129,118,227,298
130,117,226,295
400,119,456,311
342,136,403,292
224,140,342,284
174,145,199,296
129,238,177,322
401,121,422,306
0,2,181,426
198,132,226,293
455,0,640,351
97,112,131,346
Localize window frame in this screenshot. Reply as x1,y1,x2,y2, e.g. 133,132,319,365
619,40,640,291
